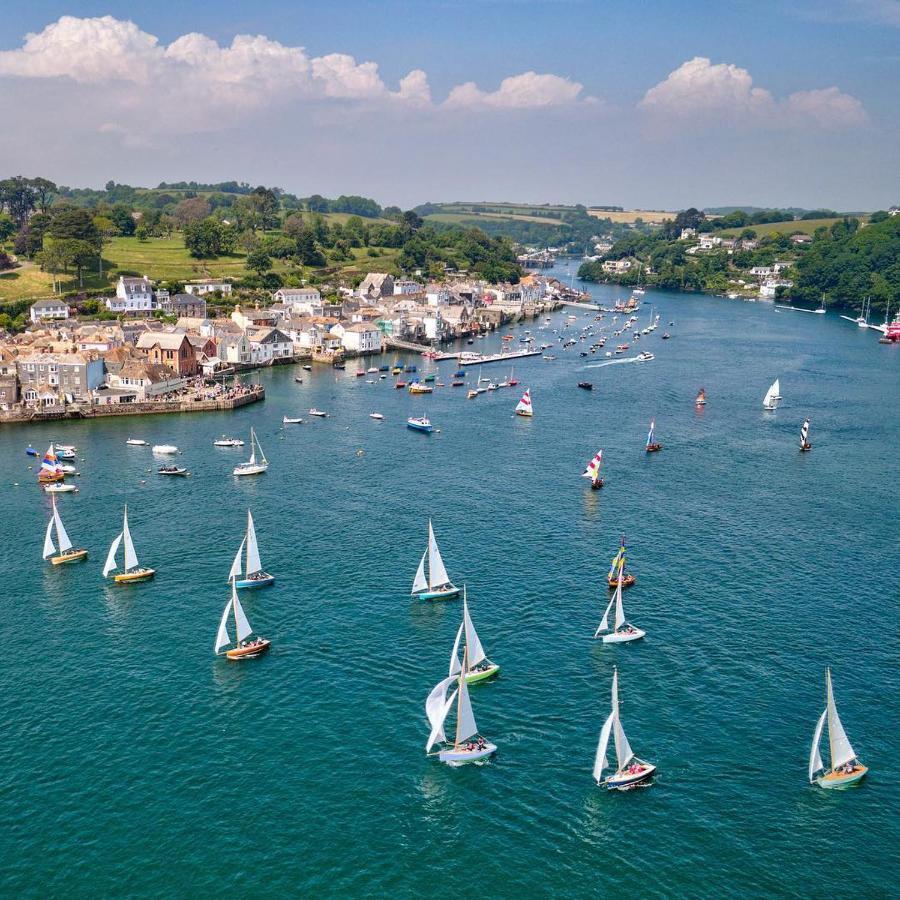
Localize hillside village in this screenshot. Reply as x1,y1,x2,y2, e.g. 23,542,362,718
0,269,564,416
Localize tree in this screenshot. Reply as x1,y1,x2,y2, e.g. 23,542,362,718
0,213,16,241
184,217,223,258
59,239,96,288
0,176,37,227
283,213,305,239
48,208,100,249
110,204,136,236
0,251,14,271
246,248,272,276
30,177,57,213
93,215,116,276
173,196,211,227
135,223,150,241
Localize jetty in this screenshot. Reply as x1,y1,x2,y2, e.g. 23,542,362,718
560,300,601,312
436,348,544,365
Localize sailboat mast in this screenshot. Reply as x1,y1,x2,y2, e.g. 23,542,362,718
455,647,468,748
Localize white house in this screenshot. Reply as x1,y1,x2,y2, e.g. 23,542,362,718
272,286,322,315
425,283,451,307
337,322,382,354
680,228,697,240
601,259,633,274
246,327,294,365
107,360,186,401
217,332,252,366
698,234,722,250
393,279,424,296
108,275,154,315
29,299,70,323
750,266,774,278
184,280,233,296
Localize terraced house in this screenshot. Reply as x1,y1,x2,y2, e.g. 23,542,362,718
135,331,198,377
16,350,104,406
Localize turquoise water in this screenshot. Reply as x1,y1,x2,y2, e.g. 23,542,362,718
1,269,898,897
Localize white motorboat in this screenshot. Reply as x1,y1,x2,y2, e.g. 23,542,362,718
152,444,178,455
213,437,245,447
283,416,303,424
44,483,78,493
126,439,147,446
369,413,384,420
309,408,328,418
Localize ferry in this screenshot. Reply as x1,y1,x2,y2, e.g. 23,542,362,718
884,315,900,343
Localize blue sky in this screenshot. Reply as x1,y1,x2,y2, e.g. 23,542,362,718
0,1,897,209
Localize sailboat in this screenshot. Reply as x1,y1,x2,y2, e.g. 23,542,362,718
448,588,500,683
411,520,459,600
425,648,497,765
38,443,65,483
814,295,826,314
103,506,155,582
214,580,270,660
695,387,707,406
645,419,662,452
593,667,656,789
229,510,275,588
809,668,867,788
515,388,533,417
42,496,87,564
762,378,781,410
800,418,812,452
607,537,636,588
596,561,645,643
232,426,268,476
582,449,604,490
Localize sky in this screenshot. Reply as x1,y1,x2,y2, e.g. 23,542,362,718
0,0,897,210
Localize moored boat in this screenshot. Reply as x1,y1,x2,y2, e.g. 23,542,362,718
369,412,384,420
152,444,178,455
233,427,268,476
158,465,189,476
44,482,78,493
407,416,434,433
308,408,328,417
283,416,304,424
213,437,244,447
126,439,147,446
578,382,593,391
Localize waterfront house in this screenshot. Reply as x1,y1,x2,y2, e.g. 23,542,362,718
246,327,293,365
602,259,633,274
187,334,217,365
135,331,198,377
0,347,19,409
29,299,70,324
106,360,185,401
358,273,394,299
109,276,154,315
217,332,252,366
184,280,232,297
333,322,382,355
16,350,105,406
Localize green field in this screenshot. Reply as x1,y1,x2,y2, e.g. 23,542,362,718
426,212,562,227
717,217,858,238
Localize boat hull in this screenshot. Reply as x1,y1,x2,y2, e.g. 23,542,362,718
233,464,268,476
464,663,500,684
438,741,497,764
226,639,271,660
113,567,155,583
234,574,275,589
515,411,533,418
817,765,867,789
49,549,88,565
646,444,663,453
608,574,636,589
407,422,434,433
414,585,460,601
602,627,646,644
590,479,604,490
606,763,656,790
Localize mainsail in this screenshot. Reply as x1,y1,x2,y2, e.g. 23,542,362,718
245,511,262,576
646,420,655,448
826,668,856,770
800,419,810,448
454,674,479,746
122,506,139,570
763,379,780,409
611,669,634,769
582,450,602,481
427,520,450,588
515,389,533,415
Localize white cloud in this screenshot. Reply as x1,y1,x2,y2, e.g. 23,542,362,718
444,71,591,109
639,57,867,129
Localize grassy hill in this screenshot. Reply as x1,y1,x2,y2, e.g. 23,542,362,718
717,217,854,238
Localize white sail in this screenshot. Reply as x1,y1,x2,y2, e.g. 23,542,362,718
245,510,262,576
595,595,614,637
826,669,857,769
103,533,122,577
255,429,268,464
462,595,486,668
611,669,634,770
772,378,781,398
43,517,56,559
593,712,615,783
53,501,72,554
122,507,138,571
427,520,450,589
425,675,456,748
763,379,780,408
426,687,458,752
247,427,257,466
411,550,427,594
229,537,246,581
449,621,464,676
233,591,254,642
215,596,233,654
613,574,626,631
800,419,810,447
809,709,827,782
454,675,479,745
646,420,655,447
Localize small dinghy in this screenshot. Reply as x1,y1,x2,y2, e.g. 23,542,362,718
302,364,312,371
309,408,328,418
152,444,178,455
607,538,636,589
800,418,812,452
645,420,662,453
369,412,384,420
44,482,78,494
425,650,497,765
283,416,303,424
582,449,604,490
411,520,459,600
596,563,645,643
126,439,148,446
158,465,189,477
515,388,533,417
42,496,87,564
578,382,593,391
594,667,656,790
215,580,270,660
294,376,303,383
809,668,867,789
26,445,37,456
762,378,781,411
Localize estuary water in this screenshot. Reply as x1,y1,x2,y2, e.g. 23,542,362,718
0,267,898,898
